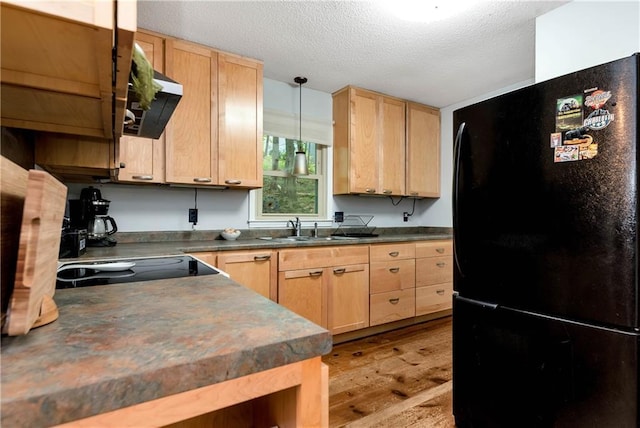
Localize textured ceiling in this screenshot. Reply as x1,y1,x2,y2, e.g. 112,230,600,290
137,1,568,108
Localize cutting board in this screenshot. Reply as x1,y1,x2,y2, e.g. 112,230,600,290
5,168,67,336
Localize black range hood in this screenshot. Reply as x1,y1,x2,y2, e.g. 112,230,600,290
123,70,182,139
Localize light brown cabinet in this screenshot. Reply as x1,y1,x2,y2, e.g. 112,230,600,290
164,38,263,189
333,86,406,196
117,31,166,184
278,246,369,335
165,39,218,186
217,249,277,301
415,240,453,316
406,102,441,197
0,1,135,139
332,86,441,198
369,243,416,326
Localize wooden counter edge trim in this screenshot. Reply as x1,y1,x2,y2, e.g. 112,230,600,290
53,357,327,428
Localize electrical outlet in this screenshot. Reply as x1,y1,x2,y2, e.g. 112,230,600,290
403,212,409,222
189,208,198,224
335,211,344,223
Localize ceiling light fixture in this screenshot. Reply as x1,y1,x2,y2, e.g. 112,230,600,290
380,0,476,23
292,76,309,176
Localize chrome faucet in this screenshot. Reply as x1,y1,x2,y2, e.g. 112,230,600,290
288,217,301,236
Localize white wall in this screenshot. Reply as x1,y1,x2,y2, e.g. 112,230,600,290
535,0,640,82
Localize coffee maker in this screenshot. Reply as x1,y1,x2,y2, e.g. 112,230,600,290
69,186,118,247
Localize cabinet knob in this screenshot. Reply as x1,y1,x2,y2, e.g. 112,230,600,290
132,175,153,180
389,298,400,305
389,267,400,273
436,262,446,268
436,289,445,295
225,179,242,185
436,248,445,254
309,270,323,277
193,177,212,183
119,162,126,168
254,255,270,261
389,251,399,257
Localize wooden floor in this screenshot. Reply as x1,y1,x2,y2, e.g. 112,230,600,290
322,317,454,428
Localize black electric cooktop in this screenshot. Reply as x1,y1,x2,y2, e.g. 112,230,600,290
56,255,220,289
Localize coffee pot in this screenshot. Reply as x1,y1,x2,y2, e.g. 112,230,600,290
88,215,118,240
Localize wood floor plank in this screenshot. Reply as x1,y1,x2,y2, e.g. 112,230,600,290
324,317,454,428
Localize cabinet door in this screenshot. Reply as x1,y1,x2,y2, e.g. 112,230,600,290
328,264,369,335
165,40,218,185
380,96,405,195
217,250,276,301
278,268,327,328
406,102,440,197
350,88,380,194
118,31,166,184
218,54,263,188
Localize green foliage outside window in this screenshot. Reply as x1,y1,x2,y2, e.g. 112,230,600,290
262,135,320,215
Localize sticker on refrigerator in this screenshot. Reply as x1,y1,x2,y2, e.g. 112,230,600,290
550,132,562,148
556,94,583,131
584,108,614,130
554,146,580,163
584,90,611,109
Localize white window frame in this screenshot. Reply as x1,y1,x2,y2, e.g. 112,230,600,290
249,109,333,228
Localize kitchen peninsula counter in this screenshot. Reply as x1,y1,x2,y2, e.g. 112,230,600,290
1,274,332,427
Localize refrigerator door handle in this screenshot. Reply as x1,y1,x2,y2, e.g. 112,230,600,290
453,122,466,278
455,295,499,310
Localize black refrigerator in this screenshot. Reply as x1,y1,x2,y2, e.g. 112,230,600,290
452,53,639,427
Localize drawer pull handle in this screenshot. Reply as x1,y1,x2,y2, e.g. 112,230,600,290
333,268,346,274
436,248,445,254
389,267,400,273
309,270,323,277
382,189,392,194
389,298,400,305
436,289,445,295
132,175,153,180
193,177,212,183
436,262,446,268
366,188,376,193
254,255,270,261
389,251,399,257
410,192,418,196
225,179,242,185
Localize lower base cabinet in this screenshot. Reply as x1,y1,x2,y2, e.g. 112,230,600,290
415,240,453,316
369,288,415,327
278,246,369,335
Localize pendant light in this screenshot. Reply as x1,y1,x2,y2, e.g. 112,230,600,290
292,76,309,176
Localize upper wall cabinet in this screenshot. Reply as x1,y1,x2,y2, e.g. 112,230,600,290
332,86,441,198
117,31,166,184
0,0,135,139
406,102,441,197
164,38,264,189
333,87,406,196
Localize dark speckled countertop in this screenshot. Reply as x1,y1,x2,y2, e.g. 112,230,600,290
1,227,451,426
1,276,332,427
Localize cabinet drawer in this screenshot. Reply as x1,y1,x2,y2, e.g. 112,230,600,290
416,283,452,316
416,255,453,287
370,242,415,262
415,240,452,258
279,245,369,271
370,289,415,326
370,259,415,293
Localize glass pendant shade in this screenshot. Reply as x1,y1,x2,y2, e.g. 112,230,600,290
293,150,309,176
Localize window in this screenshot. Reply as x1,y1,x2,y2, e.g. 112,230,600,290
255,134,327,219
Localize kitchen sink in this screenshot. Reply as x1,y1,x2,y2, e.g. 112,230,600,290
258,236,358,242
